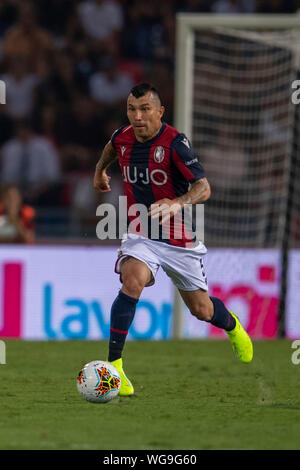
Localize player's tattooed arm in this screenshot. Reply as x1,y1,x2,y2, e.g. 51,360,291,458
95,141,117,173
94,141,118,192
148,178,210,224
176,177,211,206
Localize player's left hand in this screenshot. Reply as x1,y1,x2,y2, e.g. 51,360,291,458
148,198,182,224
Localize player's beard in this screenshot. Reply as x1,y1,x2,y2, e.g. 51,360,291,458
134,125,149,141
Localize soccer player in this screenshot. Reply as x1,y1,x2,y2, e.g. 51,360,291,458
94,83,253,396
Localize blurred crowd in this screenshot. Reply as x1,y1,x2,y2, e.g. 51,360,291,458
0,0,299,242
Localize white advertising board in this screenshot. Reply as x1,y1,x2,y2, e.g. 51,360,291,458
0,246,286,340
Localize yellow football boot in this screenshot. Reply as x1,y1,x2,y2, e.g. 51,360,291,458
226,312,253,363
110,358,134,396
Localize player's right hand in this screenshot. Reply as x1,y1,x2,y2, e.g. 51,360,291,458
94,170,111,192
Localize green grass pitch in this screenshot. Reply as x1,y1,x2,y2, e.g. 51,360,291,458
0,339,299,450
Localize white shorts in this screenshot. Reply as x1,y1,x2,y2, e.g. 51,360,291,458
114,233,208,291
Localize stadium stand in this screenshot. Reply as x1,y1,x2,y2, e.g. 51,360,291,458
0,0,299,241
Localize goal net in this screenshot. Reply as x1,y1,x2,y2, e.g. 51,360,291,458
175,14,300,248
172,14,300,337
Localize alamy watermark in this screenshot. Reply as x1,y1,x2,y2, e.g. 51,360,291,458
0,340,6,364
291,340,300,365
0,80,6,104
95,196,205,241
291,80,300,104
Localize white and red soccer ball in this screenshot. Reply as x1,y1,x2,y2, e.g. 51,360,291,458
77,360,121,403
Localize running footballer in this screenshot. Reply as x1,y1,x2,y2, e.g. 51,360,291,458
94,83,253,396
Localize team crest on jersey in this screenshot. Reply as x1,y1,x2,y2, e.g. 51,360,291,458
154,146,165,163
120,146,126,156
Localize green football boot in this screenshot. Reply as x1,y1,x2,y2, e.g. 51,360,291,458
110,358,134,396
226,312,253,363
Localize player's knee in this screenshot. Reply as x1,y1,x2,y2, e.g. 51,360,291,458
122,273,146,298
190,302,213,322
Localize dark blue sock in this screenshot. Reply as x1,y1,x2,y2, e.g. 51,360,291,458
209,297,236,331
108,290,138,362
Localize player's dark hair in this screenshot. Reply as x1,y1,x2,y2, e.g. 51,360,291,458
130,83,162,104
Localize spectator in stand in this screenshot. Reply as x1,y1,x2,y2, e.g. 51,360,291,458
58,95,105,150
72,41,95,94
58,95,105,209
89,56,134,110
0,183,35,244
1,56,39,119
77,0,123,54
122,2,173,62
2,2,54,72
1,119,62,206
34,56,70,114
33,105,60,149
34,52,80,117
34,0,78,37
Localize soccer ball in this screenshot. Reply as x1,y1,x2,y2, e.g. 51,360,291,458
76,360,121,403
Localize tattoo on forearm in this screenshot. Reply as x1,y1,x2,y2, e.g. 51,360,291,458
96,143,117,173
178,179,210,205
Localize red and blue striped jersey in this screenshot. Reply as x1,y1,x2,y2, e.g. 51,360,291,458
111,122,205,247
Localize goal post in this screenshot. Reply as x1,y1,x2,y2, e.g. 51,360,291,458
172,14,300,339
175,13,300,139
